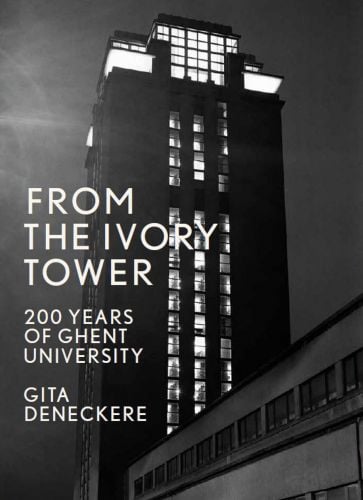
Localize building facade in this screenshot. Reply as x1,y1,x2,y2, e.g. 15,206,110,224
127,295,363,500
74,14,290,500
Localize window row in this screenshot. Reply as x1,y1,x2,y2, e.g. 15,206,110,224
135,349,363,497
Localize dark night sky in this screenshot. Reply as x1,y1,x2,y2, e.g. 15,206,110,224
0,0,362,498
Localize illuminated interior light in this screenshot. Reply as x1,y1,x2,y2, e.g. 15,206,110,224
104,49,154,77
86,126,93,147
243,72,283,94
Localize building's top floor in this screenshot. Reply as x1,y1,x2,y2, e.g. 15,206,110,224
97,14,283,96
126,294,363,499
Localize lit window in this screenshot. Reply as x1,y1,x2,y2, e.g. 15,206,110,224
169,248,180,268
168,334,179,355
171,55,185,65
211,35,224,45
167,425,177,435
195,251,205,271
211,73,224,86
169,129,181,147
171,46,185,56
168,356,180,378
218,137,228,155
194,314,206,335
168,311,180,332
244,64,261,72
220,295,231,315
168,270,181,290
194,381,206,401
194,336,206,357
167,380,180,400
217,102,227,118
194,151,205,169
211,44,224,54
226,38,238,53
169,227,176,247
194,211,205,225
187,30,197,40
194,232,206,250
220,338,231,359
171,65,185,79
188,68,198,81
217,118,228,137
167,402,179,424
171,27,185,38
220,253,230,273
221,360,232,381
168,290,180,311
193,115,204,133
195,293,206,313
169,207,180,225
211,62,224,72
169,167,180,184
169,147,180,167
195,359,206,379
169,111,180,129
218,174,229,192
157,25,169,36
219,213,230,232
221,383,232,394
194,403,205,414
194,171,204,181
193,133,204,151
220,274,231,295
219,234,230,255
211,53,224,63
194,272,206,292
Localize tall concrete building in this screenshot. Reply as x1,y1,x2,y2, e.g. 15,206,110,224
74,14,290,500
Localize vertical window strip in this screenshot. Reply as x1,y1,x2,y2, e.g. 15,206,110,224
217,102,229,192
219,212,232,394
194,210,206,413
167,207,180,434
169,111,181,187
193,115,205,181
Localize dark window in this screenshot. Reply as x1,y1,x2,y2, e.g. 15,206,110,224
155,464,165,486
196,437,212,466
300,366,337,415
215,424,234,456
181,447,194,474
343,348,363,393
238,409,262,444
144,471,153,491
167,456,179,481
267,390,295,431
134,477,143,497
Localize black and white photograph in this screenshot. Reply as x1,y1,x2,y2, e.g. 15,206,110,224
1,1,362,499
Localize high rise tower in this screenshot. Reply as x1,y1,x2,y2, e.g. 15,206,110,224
74,14,290,500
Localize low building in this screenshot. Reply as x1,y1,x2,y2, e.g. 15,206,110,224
127,294,363,500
